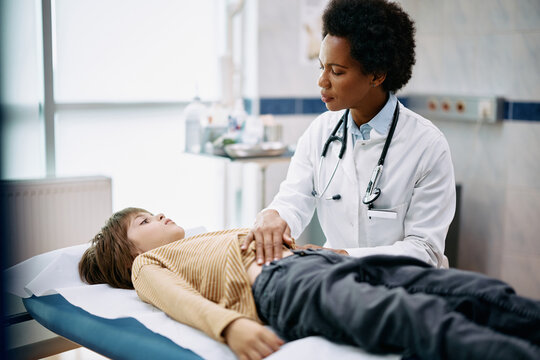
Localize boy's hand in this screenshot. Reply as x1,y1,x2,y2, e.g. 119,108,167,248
223,318,284,360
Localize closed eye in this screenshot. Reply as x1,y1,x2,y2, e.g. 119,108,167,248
140,218,149,225
319,64,343,76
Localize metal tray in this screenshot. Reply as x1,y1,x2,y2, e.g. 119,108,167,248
224,142,288,158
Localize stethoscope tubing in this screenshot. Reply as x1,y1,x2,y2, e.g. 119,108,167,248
313,109,349,199
313,103,400,205
314,155,341,199
321,113,348,159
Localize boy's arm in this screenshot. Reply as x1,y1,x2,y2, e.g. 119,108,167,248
133,264,283,358
133,263,243,342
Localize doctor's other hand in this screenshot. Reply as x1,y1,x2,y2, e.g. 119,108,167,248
243,209,293,265
297,243,349,256
223,318,283,360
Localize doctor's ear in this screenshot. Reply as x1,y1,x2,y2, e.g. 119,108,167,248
370,73,386,88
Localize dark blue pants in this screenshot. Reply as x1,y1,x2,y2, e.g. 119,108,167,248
252,249,540,360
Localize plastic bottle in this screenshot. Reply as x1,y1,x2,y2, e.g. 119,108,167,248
183,96,207,153
230,98,247,133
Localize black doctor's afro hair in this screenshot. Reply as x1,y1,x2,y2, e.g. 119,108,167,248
322,0,416,93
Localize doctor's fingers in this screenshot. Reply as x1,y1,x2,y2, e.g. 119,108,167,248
242,230,255,250
261,231,279,265
272,231,283,262
282,226,293,245
262,230,282,264
254,231,268,265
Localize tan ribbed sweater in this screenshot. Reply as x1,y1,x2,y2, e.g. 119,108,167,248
132,228,284,343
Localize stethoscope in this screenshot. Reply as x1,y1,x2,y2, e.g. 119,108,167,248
311,102,400,209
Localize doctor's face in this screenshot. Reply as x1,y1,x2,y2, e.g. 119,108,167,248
318,35,376,112
127,211,185,254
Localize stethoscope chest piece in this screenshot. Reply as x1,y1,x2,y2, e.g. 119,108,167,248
363,188,381,204
362,164,383,205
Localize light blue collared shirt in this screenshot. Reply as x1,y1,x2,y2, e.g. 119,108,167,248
347,93,398,146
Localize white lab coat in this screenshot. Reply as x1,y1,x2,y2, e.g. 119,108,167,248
268,102,456,267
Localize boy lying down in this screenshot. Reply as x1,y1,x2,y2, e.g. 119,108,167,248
79,207,540,360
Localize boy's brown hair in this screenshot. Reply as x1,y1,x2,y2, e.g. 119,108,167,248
78,207,148,289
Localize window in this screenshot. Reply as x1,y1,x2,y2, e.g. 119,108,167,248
2,0,228,228
0,0,45,179
54,0,223,102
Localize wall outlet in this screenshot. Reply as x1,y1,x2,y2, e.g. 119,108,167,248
406,94,503,123
478,99,492,120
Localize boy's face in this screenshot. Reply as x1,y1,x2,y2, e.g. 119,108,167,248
127,211,185,254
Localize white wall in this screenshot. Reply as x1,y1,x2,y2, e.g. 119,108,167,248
401,0,540,100
257,0,324,98
402,0,540,299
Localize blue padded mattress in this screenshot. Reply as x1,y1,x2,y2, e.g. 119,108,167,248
23,294,203,360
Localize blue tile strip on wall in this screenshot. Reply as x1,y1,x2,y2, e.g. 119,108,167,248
257,97,540,121
301,98,328,114
259,98,297,115
505,101,540,121
258,96,408,115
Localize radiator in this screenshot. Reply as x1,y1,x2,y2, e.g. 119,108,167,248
1,176,112,268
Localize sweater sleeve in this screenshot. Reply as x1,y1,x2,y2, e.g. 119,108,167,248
132,263,245,343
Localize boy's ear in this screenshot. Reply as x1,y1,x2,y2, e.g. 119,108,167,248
131,248,143,257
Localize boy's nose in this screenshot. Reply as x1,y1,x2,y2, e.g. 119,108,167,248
156,213,165,221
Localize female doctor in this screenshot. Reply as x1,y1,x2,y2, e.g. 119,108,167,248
243,0,456,267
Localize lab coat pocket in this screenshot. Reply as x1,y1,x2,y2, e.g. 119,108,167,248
366,203,406,246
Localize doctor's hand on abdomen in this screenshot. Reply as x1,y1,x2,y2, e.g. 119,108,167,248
242,209,294,265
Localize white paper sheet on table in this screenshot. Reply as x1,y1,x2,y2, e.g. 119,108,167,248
4,231,399,360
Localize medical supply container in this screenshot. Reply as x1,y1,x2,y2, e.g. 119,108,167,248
183,97,207,153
